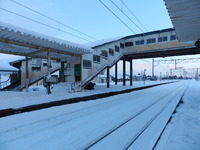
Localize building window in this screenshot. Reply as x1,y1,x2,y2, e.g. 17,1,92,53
125,42,133,47
32,64,41,71
163,36,168,41
120,43,124,49
83,60,92,69
109,48,114,56
93,55,100,63
43,62,47,67
158,37,162,42
115,45,120,52
147,38,156,44
135,40,144,45
158,36,168,42
100,50,108,59
170,35,177,41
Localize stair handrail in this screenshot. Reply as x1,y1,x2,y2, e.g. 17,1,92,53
19,66,61,90
0,76,11,89
29,66,60,84
66,53,124,93
81,53,124,87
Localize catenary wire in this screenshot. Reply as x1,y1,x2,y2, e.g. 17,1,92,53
10,0,103,44
0,7,99,44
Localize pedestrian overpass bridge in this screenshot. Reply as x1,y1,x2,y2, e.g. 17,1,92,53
0,26,199,91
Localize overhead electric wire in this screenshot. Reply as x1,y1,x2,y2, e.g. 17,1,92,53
110,0,145,33
119,0,178,64
103,0,153,53
10,0,103,44
112,0,178,64
99,0,136,35
111,0,164,50
120,0,148,32
0,7,98,44
99,0,161,64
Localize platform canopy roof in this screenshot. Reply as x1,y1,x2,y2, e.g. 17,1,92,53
164,0,200,42
0,22,93,60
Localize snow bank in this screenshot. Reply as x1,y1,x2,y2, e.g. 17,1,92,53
0,60,18,72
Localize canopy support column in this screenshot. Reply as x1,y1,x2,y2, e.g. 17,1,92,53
25,56,29,92
123,59,126,86
60,61,65,82
115,63,118,85
130,59,133,86
107,67,110,88
46,50,51,94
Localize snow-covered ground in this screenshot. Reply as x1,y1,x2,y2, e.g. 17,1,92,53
0,80,199,150
0,80,173,110
155,80,200,150
0,80,200,150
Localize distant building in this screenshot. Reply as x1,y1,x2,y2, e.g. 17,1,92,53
10,58,60,86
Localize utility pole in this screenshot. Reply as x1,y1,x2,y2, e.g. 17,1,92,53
152,58,154,77
170,68,172,76
175,59,177,70
160,72,162,81
143,69,146,84
0,73,1,89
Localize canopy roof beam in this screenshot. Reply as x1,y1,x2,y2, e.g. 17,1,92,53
0,38,81,58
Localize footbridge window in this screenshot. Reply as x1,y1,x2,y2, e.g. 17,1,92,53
135,40,144,45
170,35,177,41
120,43,124,49
115,45,120,52
100,50,108,59
109,48,114,56
147,38,156,44
93,55,101,64
158,36,168,42
83,60,92,69
125,42,133,47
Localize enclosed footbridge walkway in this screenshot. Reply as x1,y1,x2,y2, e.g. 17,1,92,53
0,22,200,92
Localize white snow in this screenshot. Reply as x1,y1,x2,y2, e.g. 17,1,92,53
0,21,93,53
0,60,18,72
0,80,173,110
155,80,200,150
0,80,199,150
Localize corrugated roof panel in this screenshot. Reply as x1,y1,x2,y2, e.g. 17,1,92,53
0,22,93,59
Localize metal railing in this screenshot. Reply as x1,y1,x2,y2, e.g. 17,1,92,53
0,77,11,90
70,54,124,92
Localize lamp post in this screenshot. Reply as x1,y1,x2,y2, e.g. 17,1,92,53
143,69,146,84
0,73,1,89
160,72,162,81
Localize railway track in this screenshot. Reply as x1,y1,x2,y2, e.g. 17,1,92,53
83,83,189,150
0,81,189,150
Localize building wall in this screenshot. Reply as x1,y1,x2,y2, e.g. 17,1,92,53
125,30,194,53
81,39,126,81
63,57,81,82
21,58,60,85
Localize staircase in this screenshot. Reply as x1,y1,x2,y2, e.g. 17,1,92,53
18,67,61,91
70,52,124,92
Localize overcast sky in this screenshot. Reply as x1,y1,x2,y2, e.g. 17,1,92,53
0,0,199,76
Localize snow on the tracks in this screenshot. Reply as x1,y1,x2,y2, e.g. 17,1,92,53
155,80,200,150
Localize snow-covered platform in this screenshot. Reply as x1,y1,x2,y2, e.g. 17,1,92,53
0,81,174,110
0,80,199,150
